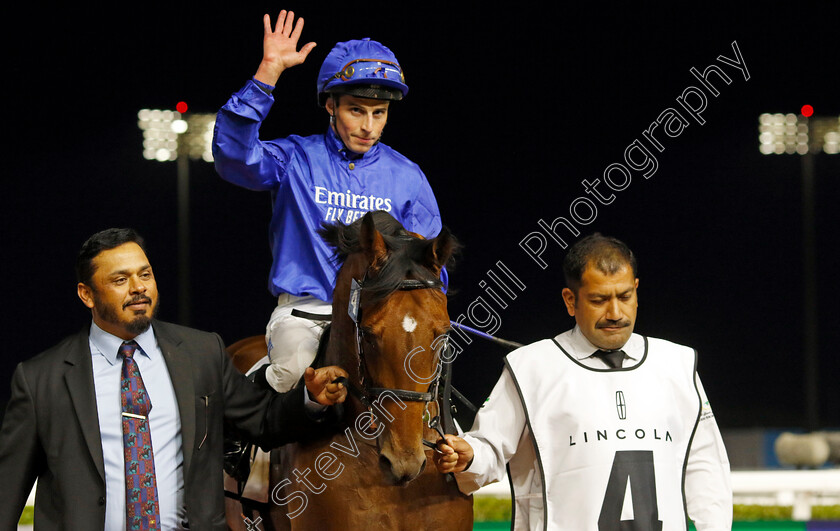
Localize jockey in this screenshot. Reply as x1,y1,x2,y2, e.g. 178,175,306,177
212,10,446,392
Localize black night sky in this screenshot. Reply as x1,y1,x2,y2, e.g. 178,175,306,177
3,3,839,431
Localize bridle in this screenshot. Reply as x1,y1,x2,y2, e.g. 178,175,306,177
342,273,451,448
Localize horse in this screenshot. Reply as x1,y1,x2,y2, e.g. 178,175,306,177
225,211,473,531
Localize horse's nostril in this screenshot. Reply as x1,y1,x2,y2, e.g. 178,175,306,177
379,454,392,470
378,451,427,486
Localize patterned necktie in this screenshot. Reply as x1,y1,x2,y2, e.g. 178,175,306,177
120,340,161,531
594,349,625,369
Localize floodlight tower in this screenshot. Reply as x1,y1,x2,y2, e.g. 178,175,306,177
138,105,216,326
758,111,839,431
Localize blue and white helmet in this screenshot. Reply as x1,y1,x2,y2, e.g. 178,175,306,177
317,38,408,106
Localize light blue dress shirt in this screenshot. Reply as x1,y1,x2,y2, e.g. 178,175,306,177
89,322,186,530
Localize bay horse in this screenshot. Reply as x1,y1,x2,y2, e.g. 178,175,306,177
225,211,473,530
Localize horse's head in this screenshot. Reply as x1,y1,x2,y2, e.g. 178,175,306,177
319,211,458,485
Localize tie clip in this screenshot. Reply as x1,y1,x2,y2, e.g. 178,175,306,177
121,412,147,420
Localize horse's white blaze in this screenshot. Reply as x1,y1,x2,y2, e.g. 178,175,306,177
402,314,417,333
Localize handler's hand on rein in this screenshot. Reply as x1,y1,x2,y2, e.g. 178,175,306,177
433,434,474,474
304,366,347,406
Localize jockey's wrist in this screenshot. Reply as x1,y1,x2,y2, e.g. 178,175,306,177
252,76,276,95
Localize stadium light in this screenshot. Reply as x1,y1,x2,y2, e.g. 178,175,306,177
138,108,216,162
138,106,216,326
758,113,840,155
758,111,838,432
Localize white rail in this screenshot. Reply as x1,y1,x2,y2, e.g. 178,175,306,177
731,469,840,520
475,469,840,521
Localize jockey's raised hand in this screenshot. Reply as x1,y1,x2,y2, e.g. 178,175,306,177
304,366,347,406
255,10,317,86
433,434,474,474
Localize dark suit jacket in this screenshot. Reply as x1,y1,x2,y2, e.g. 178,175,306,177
0,320,323,530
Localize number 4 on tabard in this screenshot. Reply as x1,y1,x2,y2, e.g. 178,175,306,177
598,450,663,531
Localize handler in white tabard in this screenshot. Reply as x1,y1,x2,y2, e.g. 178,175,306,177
433,233,732,531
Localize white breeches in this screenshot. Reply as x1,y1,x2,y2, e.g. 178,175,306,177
263,294,332,392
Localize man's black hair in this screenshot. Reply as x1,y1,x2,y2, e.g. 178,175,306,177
76,228,147,285
563,233,637,295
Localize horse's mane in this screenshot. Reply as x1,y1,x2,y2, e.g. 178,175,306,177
317,210,456,306
318,210,411,262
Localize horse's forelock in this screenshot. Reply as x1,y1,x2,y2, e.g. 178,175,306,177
362,237,442,305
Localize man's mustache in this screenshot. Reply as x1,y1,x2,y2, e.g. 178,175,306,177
123,295,152,309
596,320,631,329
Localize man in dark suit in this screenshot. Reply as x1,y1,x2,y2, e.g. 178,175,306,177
0,228,348,529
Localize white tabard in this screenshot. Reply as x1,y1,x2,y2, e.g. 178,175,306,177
457,331,731,531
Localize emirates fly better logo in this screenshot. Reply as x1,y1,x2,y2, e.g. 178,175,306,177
615,391,627,420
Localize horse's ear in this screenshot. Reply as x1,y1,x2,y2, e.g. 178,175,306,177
425,226,457,274
360,211,388,267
